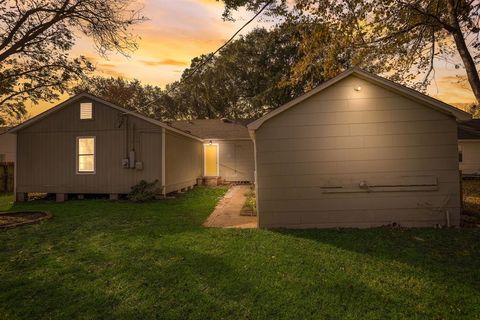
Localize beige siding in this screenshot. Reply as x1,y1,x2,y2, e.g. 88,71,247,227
459,140,480,174
0,133,16,162
16,98,163,194
255,75,461,228
165,131,202,193
211,139,254,182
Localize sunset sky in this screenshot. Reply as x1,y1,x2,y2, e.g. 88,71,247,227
30,0,477,116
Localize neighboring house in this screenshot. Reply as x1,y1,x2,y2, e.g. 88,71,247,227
458,119,480,176
248,68,471,228
10,93,203,202
170,119,255,183
0,127,15,163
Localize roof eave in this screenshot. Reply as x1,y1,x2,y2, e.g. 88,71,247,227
248,68,472,131
9,93,203,142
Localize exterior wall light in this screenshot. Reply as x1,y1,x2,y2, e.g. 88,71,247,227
354,86,362,92
209,140,213,145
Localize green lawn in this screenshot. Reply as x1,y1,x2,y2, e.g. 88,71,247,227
0,187,479,319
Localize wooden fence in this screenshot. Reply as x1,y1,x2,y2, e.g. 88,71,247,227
0,162,14,193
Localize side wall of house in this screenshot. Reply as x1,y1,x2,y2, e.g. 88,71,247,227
459,140,480,174
165,131,203,193
0,133,16,162
213,139,255,182
16,98,163,194
255,75,461,228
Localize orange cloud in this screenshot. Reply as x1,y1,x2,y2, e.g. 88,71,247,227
140,59,188,67
429,75,476,105
194,0,223,5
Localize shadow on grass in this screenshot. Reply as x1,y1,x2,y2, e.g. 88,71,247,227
1,242,421,320
274,228,480,290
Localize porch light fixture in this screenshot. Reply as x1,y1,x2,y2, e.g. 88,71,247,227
354,86,362,92
209,140,213,145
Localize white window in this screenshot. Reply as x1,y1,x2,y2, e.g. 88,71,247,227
77,137,95,173
80,103,93,120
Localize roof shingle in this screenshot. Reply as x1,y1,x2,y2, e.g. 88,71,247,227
169,119,254,140
458,120,480,140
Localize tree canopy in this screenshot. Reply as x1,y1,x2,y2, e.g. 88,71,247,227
221,0,480,104
71,77,168,118
0,0,146,124
67,0,480,122
76,23,357,121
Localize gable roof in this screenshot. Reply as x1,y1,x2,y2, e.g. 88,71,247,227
170,119,253,140
9,93,203,141
248,67,472,131
458,119,480,140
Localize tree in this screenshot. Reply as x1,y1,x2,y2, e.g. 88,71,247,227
165,24,353,119
221,0,480,104
71,77,173,119
0,0,146,124
74,24,356,120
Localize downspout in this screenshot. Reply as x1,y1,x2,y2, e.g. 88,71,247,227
249,129,259,228
129,123,136,168
13,132,17,197
124,114,129,159
161,127,166,197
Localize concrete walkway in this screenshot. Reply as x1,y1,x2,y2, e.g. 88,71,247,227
203,185,257,229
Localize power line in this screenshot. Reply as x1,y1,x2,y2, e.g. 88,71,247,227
145,0,274,108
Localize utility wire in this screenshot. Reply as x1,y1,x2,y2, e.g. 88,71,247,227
145,0,274,108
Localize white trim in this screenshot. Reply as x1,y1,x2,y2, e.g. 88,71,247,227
250,130,260,228
76,136,96,174
9,93,203,142
161,128,166,196
13,133,17,195
203,143,219,177
202,138,252,142
248,67,471,131
459,139,480,142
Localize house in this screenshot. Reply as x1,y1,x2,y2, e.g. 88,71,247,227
170,119,254,183
248,68,471,228
458,119,480,176
9,68,473,229
9,93,203,202
0,127,15,163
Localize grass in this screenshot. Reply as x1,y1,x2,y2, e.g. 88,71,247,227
0,187,479,319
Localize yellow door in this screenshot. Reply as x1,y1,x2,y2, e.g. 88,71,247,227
204,144,218,176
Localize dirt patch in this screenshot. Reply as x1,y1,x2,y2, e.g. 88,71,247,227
0,211,52,229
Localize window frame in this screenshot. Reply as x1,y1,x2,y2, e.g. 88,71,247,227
76,136,96,174
80,102,93,120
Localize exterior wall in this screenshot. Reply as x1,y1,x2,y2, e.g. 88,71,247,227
16,98,163,194
459,140,480,175
212,139,254,182
0,133,16,162
255,75,461,228
165,131,202,193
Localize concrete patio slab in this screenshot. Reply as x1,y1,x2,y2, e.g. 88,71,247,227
203,185,257,229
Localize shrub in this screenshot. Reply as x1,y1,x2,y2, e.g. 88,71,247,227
128,180,159,202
